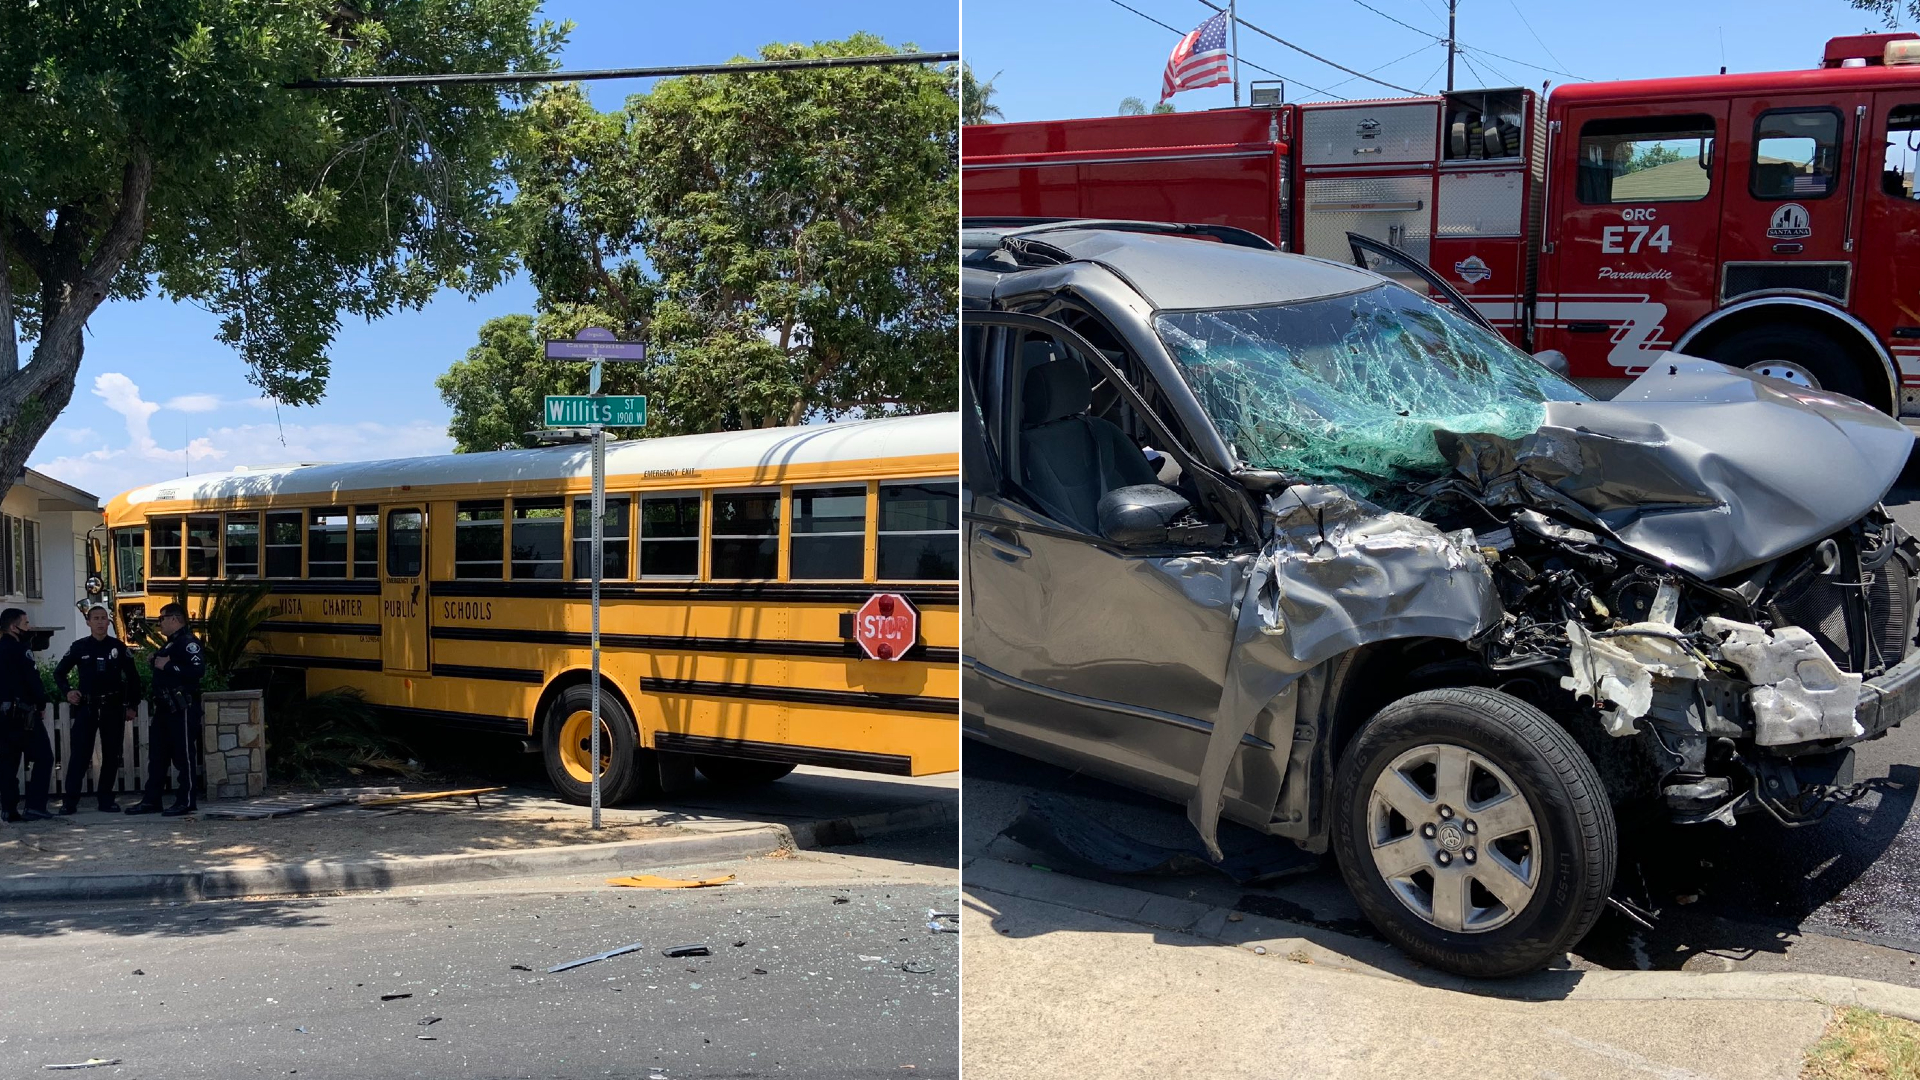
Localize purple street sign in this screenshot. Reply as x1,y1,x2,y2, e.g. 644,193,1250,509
544,326,648,361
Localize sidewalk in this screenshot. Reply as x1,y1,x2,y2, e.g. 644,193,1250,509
0,766,955,902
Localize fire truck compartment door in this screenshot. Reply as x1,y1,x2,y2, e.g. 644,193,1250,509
1302,175,1433,271
1300,102,1440,167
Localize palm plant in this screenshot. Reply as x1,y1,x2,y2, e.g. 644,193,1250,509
268,688,421,784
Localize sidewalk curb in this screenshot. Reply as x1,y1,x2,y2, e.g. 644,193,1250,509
0,825,790,904
964,854,1920,1023
788,796,958,848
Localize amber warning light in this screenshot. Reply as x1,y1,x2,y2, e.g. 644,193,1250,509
854,593,918,661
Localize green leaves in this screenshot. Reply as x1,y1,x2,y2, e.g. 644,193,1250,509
468,33,958,438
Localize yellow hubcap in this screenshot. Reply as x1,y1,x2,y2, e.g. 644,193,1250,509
558,709,613,784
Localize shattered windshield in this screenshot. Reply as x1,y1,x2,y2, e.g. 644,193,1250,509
1154,283,1589,497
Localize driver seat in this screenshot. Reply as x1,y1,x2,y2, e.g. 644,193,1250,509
1018,352,1160,533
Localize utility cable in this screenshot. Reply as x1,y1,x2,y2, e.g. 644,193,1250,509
1505,0,1572,77
1194,0,1420,94
1339,0,1589,83
1323,41,1441,93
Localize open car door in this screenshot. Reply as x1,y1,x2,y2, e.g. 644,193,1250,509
1346,231,1499,334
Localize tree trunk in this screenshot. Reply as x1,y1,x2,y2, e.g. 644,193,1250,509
0,151,152,506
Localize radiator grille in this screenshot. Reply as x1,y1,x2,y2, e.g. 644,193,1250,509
1771,539,1915,675
1721,262,1851,305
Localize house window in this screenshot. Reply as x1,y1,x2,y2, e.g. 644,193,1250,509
790,486,867,580
308,509,349,578
264,511,303,577
112,528,146,594
878,480,959,580
149,516,183,579
1576,114,1715,204
638,495,699,578
571,496,631,579
225,514,259,577
187,514,220,577
353,506,378,579
710,492,778,579
511,497,566,580
23,520,39,600
455,501,505,579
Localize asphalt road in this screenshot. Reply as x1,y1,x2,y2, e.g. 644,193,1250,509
958,448,1920,986
0,828,959,1079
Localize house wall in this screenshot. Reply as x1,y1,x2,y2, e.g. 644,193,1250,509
0,486,99,652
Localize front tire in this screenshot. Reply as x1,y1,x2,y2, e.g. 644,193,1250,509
1331,687,1615,978
541,684,648,806
1709,323,1875,407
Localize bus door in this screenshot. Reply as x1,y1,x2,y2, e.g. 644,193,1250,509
380,506,429,675
1716,94,1866,311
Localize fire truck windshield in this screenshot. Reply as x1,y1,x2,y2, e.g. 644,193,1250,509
1154,283,1589,498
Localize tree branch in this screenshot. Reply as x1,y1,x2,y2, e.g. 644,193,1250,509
0,224,15,376
33,148,152,371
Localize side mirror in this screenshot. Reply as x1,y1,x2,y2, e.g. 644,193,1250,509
1097,484,1193,546
1533,349,1572,376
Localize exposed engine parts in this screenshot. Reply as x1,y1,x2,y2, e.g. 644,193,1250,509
1454,499,1920,828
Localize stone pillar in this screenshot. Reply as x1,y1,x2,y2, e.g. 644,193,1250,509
200,689,266,800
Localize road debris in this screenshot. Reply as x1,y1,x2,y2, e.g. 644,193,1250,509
359,787,503,808
200,794,352,820
606,873,735,889
380,993,412,1001
416,1036,437,1041
509,964,532,971
899,961,934,974
926,910,958,933
752,968,768,975
731,940,746,948
549,942,645,973
661,944,711,958
418,1017,441,1026
294,1028,310,1034
43,1061,122,1071
130,969,144,975
831,896,850,904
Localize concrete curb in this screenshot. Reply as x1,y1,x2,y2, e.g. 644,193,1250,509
787,796,958,848
965,855,1920,1023
0,825,789,904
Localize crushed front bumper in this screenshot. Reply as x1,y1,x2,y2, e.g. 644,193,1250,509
1849,646,1920,744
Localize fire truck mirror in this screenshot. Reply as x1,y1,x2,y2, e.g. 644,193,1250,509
1532,350,1572,377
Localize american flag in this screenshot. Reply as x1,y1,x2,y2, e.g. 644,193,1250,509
1160,11,1231,103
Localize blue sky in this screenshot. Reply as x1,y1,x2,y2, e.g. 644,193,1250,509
962,0,1909,121
28,1,957,499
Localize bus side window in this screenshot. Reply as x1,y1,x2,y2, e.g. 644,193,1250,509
386,510,423,577
571,495,631,579
637,495,698,578
454,501,504,579
225,513,260,577
790,485,867,580
264,511,302,577
149,516,183,578
711,492,778,580
353,506,379,578
877,480,959,581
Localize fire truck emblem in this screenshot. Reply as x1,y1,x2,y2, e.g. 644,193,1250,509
1355,117,1381,140
1453,255,1492,284
1766,203,1812,240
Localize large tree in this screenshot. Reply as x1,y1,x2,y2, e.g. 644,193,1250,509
1853,0,1920,23
439,34,957,447
0,1,563,494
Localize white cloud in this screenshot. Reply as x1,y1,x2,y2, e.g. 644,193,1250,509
29,372,453,497
59,427,98,446
162,393,222,413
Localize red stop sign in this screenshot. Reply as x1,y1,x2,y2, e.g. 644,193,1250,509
853,593,919,661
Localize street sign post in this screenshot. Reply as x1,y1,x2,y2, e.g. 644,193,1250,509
853,593,919,662
541,329,649,829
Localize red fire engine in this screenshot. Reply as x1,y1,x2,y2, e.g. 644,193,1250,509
962,32,1920,416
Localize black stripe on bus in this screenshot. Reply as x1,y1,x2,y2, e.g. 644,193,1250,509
257,654,383,672
149,579,384,596
260,621,382,636
427,625,958,665
652,731,914,776
428,580,959,607
429,662,544,684
642,676,957,716
379,705,528,735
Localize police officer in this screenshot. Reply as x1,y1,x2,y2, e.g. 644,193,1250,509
54,605,142,814
0,607,53,822
125,603,204,817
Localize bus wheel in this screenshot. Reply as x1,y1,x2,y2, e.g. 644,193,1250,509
1710,324,1873,405
542,684,644,806
694,756,798,787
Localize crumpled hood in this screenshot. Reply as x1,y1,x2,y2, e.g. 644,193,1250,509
1436,359,1914,580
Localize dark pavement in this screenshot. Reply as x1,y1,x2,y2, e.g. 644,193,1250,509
959,443,1920,986
0,828,959,1079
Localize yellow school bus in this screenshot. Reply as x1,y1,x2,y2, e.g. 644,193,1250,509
100,413,959,803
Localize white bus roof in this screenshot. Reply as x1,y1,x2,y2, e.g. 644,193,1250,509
115,411,957,509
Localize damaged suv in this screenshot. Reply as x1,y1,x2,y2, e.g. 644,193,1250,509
960,219,1920,977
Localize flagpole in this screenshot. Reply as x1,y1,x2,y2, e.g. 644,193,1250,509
1229,0,1241,105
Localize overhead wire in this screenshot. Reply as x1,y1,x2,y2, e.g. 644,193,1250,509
1194,0,1421,94
1504,0,1572,77
1102,0,1350,100
1339,0,1590,83
1416,53,1451,93
1323,41,1443,93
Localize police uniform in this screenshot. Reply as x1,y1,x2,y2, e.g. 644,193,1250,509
130,624,205,815
54,629,142,812
0,629,52,821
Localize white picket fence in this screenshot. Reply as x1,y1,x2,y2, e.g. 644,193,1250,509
10,701,170,796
